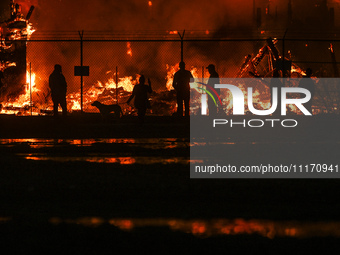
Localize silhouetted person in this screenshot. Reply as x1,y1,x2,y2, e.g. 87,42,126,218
172,62,193,117
49,64,67,117
207,64,220,116
299,68,315,114
127,75,152,124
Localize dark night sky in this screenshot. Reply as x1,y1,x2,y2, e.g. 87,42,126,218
18,0,243,31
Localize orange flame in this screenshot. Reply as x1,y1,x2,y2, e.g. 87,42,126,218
0,71,40,115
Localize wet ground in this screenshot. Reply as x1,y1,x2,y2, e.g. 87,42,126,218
0,114,339,253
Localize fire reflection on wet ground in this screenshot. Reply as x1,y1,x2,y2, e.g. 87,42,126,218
47,217,340,239
0,138,189,149
22,155,192,164
0,138,192,164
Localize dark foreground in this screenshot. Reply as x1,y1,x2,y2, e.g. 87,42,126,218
0,114,339,254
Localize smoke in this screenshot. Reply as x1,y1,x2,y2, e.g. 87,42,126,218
22,0,254,31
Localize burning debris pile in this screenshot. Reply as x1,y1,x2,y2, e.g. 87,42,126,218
65,74,177,116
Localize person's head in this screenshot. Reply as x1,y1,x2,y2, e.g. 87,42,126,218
306,68,312,77
179,61,185,70
139,75,145,84
206,64,215,74
54,64,62,73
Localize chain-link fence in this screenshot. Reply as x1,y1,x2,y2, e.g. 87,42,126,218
1,37,339,115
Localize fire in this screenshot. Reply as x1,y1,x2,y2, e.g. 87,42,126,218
25,23,36,39
5,21,35,41
0,71,40,115
67,75,138,111
291,65,306,76
165,63,179,91
148,1,152,7
100,75,135,92
127,42,132,56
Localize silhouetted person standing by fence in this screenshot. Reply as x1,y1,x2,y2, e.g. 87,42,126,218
207,64,220,116
49,64,67,117
299,68,315,115
172,62,193,117
127,75,152,124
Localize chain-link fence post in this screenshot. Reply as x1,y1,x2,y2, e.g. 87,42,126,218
79,30,84,113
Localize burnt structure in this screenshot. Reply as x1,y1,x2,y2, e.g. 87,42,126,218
0,0,34,100
237,37,294,78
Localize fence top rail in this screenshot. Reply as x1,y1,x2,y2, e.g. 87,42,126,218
12,38,340,42
20,29,340,41
25,38,268,42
